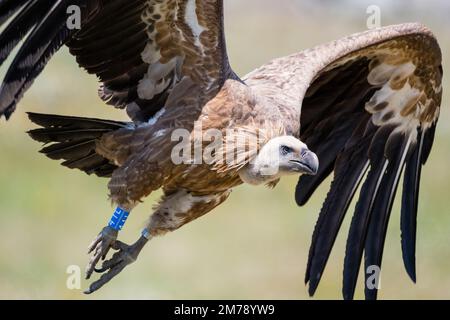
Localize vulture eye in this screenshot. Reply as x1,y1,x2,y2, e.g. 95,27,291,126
280,145,293,155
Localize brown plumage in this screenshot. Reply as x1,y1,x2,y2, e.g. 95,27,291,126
0,0,443,299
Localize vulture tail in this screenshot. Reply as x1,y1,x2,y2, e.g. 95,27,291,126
27,112,128,177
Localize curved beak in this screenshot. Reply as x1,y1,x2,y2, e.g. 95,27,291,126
290,149,319,175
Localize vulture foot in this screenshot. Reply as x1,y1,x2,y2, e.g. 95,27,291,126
84,236,148,294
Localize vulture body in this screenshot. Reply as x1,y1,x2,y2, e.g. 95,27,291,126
0,0,443,299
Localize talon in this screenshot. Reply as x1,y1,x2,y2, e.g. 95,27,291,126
84,261,128,294
84,237,148,294
85,226,118,280
94,267,107,274
94,258,123,274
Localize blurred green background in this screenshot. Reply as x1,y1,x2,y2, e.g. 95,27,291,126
0,0,449,300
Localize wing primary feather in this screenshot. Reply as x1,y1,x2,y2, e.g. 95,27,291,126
0,0,29,26
296,163,334,206
296,113,363,206
0,0,54,65
400,129,424,283
342,160,388,300
2,27,72,119
305,116,373,295
342,125,397,300
304,115,371,284
421,122,437,165
0,0,85,119
363,132,413,300
306,153,370,294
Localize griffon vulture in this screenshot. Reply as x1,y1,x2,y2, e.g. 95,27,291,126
0,0,443,299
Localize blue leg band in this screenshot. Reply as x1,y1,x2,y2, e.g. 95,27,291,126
108,207,130,231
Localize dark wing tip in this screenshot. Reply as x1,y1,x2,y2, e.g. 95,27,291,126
308,282,319,297
0,1,77,119
400,126,433,284
1,103,15,120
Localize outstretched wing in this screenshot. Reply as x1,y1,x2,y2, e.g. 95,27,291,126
0,0,229,122
245,23,443,300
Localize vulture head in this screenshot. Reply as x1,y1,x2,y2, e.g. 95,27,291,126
239,136,319,185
